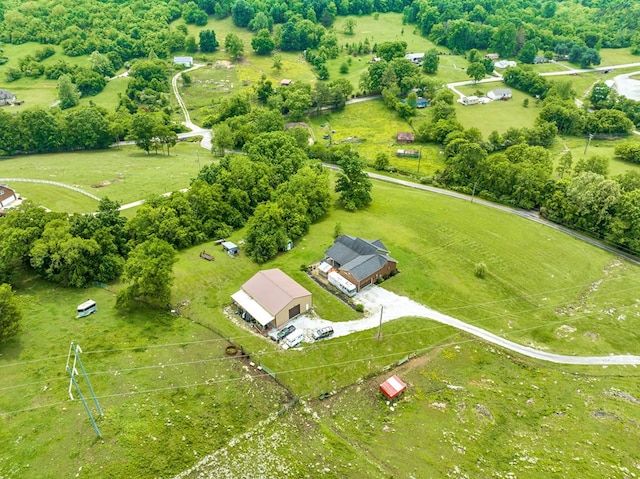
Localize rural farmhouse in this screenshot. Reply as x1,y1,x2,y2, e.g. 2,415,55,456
324,235,397,292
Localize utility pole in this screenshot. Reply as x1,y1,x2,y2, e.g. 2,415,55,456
471,181,477,203
417,147,422,174
377,305,384,340
584,133,593,155
66,342,104,438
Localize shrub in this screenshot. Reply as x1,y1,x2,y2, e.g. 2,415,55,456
475,262,487,279
355,303,364,312
614,142,640,163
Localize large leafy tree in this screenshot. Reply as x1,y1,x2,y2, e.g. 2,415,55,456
0,283,22,343
422,49,439,74
334,147,372,211
129,111,159,154
29,219,102,287
244,202,288,263
466,62,486,83
57,74,80,109
116,238,177,309
199,29,219,52
251,29,274,55
231,0,254,27
225,33,244,60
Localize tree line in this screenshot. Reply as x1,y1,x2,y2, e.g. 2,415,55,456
404,0,640,55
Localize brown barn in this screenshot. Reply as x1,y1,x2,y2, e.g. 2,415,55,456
231,269,312,330
397,132,414,143
324,235,397,292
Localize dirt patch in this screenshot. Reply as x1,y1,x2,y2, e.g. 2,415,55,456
214,60,235,70
91,178,123,188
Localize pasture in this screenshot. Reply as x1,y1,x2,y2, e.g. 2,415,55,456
4,155,640,478
0,142,207,213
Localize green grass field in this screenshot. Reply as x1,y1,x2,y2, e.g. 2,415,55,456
0,43,91,110
0,142,209,212
454,84,541,136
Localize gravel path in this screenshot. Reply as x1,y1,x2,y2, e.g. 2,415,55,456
288,286,640,366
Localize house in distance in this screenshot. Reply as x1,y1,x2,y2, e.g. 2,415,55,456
0,185,18,209
324,235,397,292
173,56,193,67
231,269,312,332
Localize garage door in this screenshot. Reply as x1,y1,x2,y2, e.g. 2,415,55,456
288,304,301,319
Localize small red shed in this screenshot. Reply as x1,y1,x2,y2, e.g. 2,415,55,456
380,375,407,400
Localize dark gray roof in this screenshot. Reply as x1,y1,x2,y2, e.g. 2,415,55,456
325,235,396,282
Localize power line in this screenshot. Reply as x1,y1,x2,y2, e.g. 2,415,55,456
2,267,637,371
3,272,640,395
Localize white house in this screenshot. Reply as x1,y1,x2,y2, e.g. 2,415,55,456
404,53,425,65
173,56,193,67
487,88,513,101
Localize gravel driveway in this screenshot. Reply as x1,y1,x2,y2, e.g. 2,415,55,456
287,286,640,365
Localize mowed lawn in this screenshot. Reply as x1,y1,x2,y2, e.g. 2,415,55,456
0,142,209,212
453,84,541,136
0,43,92,110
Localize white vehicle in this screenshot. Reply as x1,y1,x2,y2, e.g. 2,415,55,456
284,330,305,349
76,299,97,318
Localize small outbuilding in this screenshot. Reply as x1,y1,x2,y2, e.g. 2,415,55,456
0,89,16,106
380,375,407,400
397,132,415,143
404,52,425,65
397,149,420,158
0,185,17,208
279,79,293,86
484,53,499,60
173,56,193,67
222,241,239,256
534,56,549,64
461,96,480,106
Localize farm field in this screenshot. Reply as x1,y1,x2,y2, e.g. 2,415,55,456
177,341,640,478
4,172,640,477
0,142,208,212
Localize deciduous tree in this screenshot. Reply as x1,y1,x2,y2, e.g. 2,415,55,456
116,238,177,308
0,283,22,343
334,147,372,211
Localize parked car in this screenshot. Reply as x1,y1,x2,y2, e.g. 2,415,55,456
270,324,295,342
312,326,334,341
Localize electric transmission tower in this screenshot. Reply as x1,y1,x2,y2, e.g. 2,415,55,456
66,342,104,438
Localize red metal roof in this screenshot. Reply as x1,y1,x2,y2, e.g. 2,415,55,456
380,375,407,400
